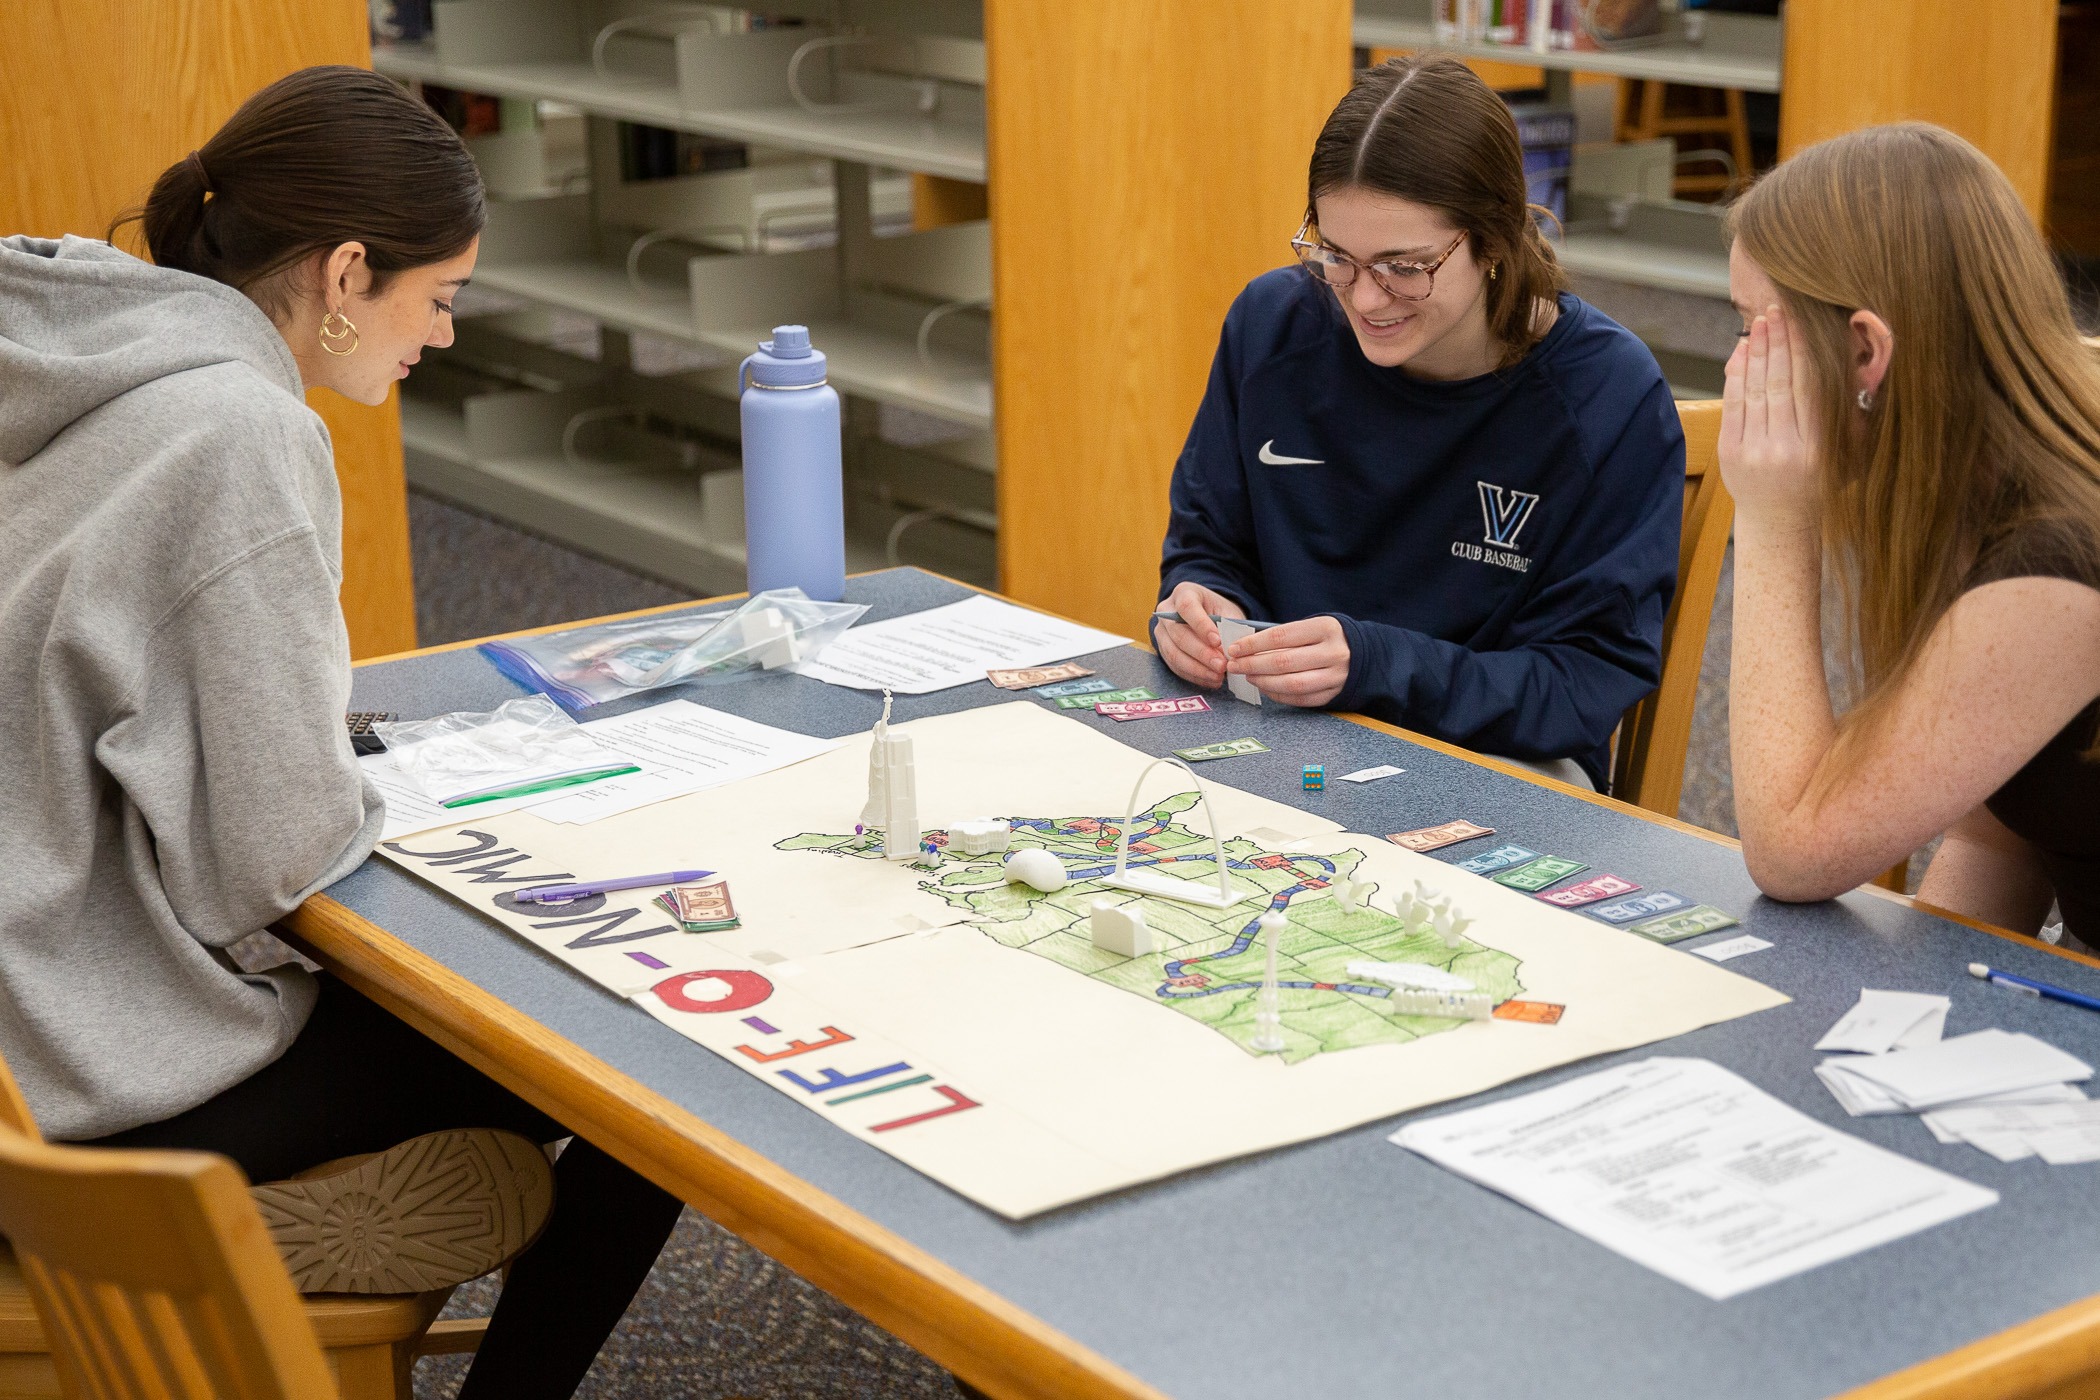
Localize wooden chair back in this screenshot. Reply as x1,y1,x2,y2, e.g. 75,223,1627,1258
1611,399,1734,816
0,1055,339,1400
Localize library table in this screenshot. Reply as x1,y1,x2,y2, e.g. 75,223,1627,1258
290,568,2100,1400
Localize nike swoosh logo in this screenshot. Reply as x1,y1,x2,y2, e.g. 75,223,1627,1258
1258,440,1325,466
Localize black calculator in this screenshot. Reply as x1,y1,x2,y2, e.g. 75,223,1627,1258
346,711,396,756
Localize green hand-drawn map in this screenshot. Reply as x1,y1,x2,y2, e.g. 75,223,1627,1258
779,793,1525,1064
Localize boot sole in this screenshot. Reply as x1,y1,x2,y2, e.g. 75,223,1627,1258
250,1128,555,1293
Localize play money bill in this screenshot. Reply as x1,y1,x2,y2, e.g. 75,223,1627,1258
1454,843,1539,875
1034,676,1118,699
655,878,740,932
1493,855,1590,892
1055,686,1155,709
1628,905,1740,944
1537,873,1642,908
988,662,1094,690
1175,738,1271,762
1586,890,1692,925
1387,820,1496,853
1098,696,1213,721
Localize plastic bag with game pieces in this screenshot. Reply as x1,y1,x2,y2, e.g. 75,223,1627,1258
478,587,868,709
373,694,640,807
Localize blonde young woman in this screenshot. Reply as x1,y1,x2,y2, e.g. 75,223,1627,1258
1722,122,2100,942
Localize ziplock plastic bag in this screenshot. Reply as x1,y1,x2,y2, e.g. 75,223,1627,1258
479,588,867,709
373,695,640,807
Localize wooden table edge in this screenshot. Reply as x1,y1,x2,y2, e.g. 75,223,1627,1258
281,894,1168,1400
343,567,2100,1399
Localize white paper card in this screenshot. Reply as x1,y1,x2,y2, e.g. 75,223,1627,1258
1394,1058,1996,1299
791,595,1126,694
1839,1029,2093,1111
1216,617,1262,706
1691,935,1772,962
1815,990,1951,1055
531,700,841,824
1336,765,1406,784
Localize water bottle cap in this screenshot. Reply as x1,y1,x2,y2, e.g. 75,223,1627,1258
744,324,827,387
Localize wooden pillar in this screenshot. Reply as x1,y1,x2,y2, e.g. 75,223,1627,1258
1778,0,2060,220
0,0,418,659
986,0,1353,639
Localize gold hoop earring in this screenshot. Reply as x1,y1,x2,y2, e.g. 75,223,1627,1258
319,309,359,357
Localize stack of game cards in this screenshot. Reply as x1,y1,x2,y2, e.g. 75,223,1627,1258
654,878,740,933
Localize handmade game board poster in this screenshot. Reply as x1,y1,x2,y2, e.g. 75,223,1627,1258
380,703,1788,1219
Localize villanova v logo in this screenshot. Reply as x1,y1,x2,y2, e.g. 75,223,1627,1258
1476,482,1540,548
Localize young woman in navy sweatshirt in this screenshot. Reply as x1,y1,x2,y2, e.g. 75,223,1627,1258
1156,55,1683,790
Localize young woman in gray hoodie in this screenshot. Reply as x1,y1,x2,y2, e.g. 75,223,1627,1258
0,66,679,1398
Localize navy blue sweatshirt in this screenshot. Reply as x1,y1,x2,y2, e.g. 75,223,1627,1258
1160,270,1683,789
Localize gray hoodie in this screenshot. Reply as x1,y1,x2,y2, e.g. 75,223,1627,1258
0,235,383,1139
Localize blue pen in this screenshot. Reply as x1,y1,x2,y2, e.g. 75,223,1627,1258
519,869,713,904
1969,962,2100,1016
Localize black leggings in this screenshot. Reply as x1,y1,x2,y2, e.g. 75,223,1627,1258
86,974,683,1400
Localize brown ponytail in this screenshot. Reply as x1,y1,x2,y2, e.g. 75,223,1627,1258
1308,55,1566,369
113,66,484,315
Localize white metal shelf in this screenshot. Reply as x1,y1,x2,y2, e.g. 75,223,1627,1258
1350,5,1781,93
373,43,987,181
1556,229,1729,299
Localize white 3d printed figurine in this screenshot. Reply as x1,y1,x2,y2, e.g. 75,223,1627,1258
1250,911,1286,1053
1336,870,1373,913
858,691,920,863
1385,987,1493,1020
1089,898,1153,957
1003,847,1067,892
949,819,1012,856
1098,756,1250,909
1434,903,1473,949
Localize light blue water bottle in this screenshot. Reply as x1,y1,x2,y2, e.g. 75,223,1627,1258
739,324,844,602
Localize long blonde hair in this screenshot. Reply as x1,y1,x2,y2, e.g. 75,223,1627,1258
1729,122,2100,732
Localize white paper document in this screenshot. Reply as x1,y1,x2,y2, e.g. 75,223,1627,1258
530,700,841,824
1815,989,1951,1055
1833,1029,2092,1111
1336,764,1406,784
1393,1057,1997,1300
1922,1097,2100,1164
790,595,1126,694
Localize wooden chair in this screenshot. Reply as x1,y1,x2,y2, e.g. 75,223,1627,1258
1611,399,1734,817
0,1055,481,1400
1614,80,1754,200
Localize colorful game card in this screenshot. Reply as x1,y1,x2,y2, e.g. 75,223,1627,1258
1492,1000,1566,1025
1174,738,1270,762
1537,874,1641,908
1628,906,1740,943
988,662,1094,690
1493,855,1590,892
1097,696,1212,721
1586,890,1692,925
1454,843,1539,875
1034,676,1118,699
1055,686,1155,710
1387,820,1496,853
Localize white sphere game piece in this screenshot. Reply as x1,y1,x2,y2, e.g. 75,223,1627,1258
1003,847,1067,892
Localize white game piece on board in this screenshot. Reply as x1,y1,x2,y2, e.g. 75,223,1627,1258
1346,960,1475,993
1251,911,1286,1052
950,819,1012,856
1090,898,1154,958
1216,617,1262,706
859,690,895,828
1097,755,1251,908
1003,847,1068,893
1386,987,1494,1020
1443,908,1473,948
1337,871,1372,913
879,729,919,862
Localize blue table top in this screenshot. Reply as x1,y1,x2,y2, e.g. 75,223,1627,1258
332,568,2100,1400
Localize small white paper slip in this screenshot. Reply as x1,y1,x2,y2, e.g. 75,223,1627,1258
1839,1029,2093,1111
1336,764,1406,784
790,595,1126,695
1392,1057,1997,1301
1691,935,1772,962
1815,989,1952,1056
1816,1059,1908,1116
529,700,842,825
1926,1099,2100,1165
1216,617,1262,707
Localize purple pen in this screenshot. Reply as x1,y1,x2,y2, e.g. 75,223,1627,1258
517,870,713,904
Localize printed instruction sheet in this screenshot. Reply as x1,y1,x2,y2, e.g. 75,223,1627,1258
791,595,1127,694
